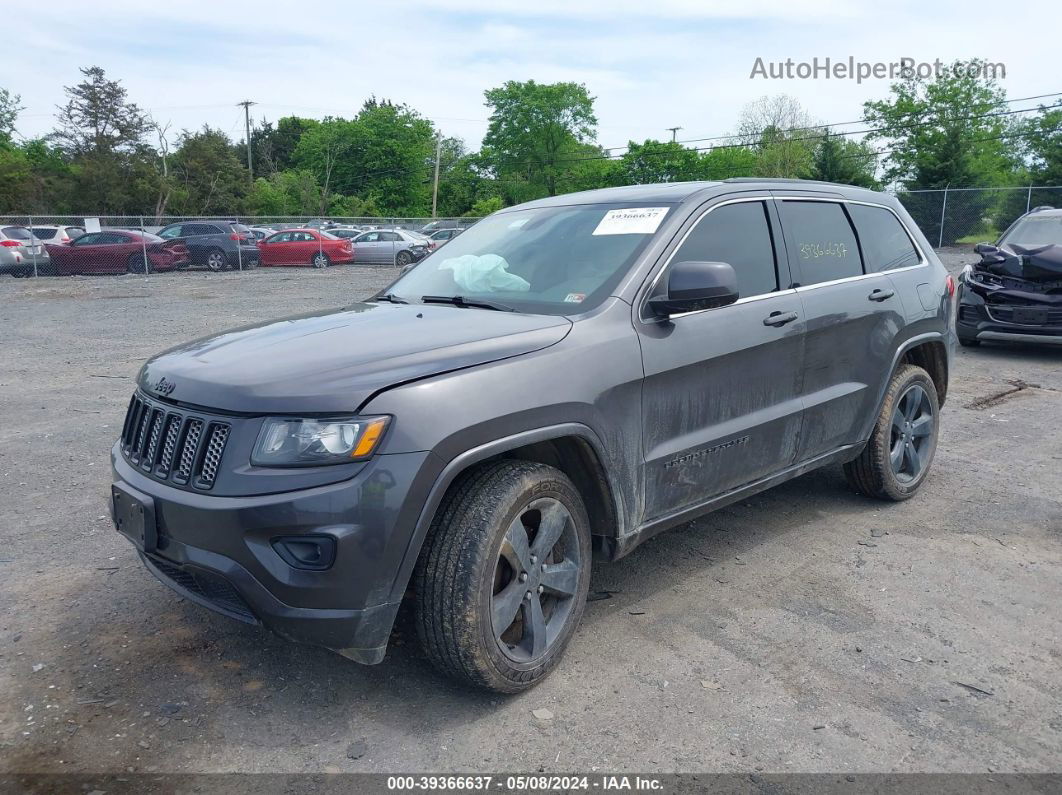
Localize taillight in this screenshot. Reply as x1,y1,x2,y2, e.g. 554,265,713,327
60,237,70,244
0,240,21,247
945,274,955,298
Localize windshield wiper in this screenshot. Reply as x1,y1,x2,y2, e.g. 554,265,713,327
421,295,514,312
373,292,410,304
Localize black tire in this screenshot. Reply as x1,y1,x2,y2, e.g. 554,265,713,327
395,250,413,268
11,268,31,278
844,364,940,501
958,336,980,348
414,460,592,693
205,248,226,272
311,251,330,269
126,252,148,274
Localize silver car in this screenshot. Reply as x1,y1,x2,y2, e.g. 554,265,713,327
0,225,50,277
350,229,429,266
31,225,86,245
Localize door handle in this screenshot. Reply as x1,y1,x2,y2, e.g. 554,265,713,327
868,288,895,302
763,310,799,327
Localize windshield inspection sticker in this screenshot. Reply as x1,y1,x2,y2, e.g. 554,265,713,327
592,207,669,236
564,293,586,303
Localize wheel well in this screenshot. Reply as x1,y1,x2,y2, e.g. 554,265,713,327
484,436,619,539
901,341,948,406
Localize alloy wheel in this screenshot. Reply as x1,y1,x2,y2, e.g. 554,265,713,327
206,251,225,272
889,383,935,483
490,497,582,664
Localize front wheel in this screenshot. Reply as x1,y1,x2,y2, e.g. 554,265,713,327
415,460,592,693
312,251,330,269
395,250,412,268
843,364,940,501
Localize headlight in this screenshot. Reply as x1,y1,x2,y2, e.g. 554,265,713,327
252,416,390,467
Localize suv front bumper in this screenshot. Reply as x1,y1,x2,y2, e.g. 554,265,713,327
957,295,1062,345
111,444,439,663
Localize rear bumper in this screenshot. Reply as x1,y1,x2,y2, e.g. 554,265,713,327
111,444,440,663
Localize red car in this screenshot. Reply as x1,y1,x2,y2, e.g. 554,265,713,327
45,230,189,275
257,229,354,268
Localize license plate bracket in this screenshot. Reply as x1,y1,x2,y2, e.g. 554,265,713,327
1012,306,1049,325
112,485,157,553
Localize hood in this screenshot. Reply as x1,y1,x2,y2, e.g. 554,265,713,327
138,302,572,414
979,242,1062,281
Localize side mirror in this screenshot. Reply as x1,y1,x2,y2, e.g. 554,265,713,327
974,242,998,256
648,261,739,318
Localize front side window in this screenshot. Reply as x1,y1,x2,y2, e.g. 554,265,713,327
848,204,920,272
666,201,778,300
779,201,862,286
388,203,673,315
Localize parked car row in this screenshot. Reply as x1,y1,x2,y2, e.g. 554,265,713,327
1,218,471,277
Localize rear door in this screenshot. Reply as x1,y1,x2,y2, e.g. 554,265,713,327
773,195,905,461
637,196,807,521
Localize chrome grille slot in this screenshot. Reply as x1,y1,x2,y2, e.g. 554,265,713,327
141,409,165,470
173,419,204,484
156,414,182,476
195,424,229,488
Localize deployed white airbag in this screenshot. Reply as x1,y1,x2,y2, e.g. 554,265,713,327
438,254,530,293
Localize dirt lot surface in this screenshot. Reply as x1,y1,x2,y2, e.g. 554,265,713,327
1,250,1060,776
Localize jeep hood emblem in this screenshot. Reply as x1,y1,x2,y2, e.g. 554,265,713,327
152,377,176,397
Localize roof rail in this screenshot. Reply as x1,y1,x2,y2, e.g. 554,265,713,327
1030,205,1055,212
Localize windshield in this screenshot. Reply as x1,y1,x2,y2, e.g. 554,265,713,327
1002,215,1062,246
386,203,672,315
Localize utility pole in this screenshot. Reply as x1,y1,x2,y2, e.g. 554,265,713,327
238,100,256,184
666,126,682,142
431,133,442,219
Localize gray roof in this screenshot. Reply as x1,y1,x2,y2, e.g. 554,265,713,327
510,178,891,209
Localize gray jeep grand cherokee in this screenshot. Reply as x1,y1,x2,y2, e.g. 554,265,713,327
111,179,955,692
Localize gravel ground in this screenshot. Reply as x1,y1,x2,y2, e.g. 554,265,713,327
1,250,1060,776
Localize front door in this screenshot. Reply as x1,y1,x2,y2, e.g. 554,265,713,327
773,196,906,460
637,197,806,522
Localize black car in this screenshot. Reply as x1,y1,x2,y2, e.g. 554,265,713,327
112,180,953,692
957,206,1062,346
157,220,260,271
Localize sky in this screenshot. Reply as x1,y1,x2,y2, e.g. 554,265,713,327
6,0,1060,153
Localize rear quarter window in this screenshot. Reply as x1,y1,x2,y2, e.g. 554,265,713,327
848,204,920,272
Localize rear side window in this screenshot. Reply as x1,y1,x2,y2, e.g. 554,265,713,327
779,201,862,286
848,204,920,272
669,201,779,300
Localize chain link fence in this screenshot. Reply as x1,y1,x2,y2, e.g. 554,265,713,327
0,215,480,277
893,186,1062,248
4,190,1062,278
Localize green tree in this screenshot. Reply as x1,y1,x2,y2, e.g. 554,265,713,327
736,95,819,178
52,66,155,212
862,59,1019,190
700,145,758,179
246,116,319,174
810,130,880,188
0,87,24,142
169,126,248,215
481,80,598,199
246,170,323,216
620,140,704,184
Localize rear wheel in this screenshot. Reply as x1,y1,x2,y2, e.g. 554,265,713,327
312,251,330,269
415,460,592,693
205,248,226,272
844,364,940,501
126,252,148,274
